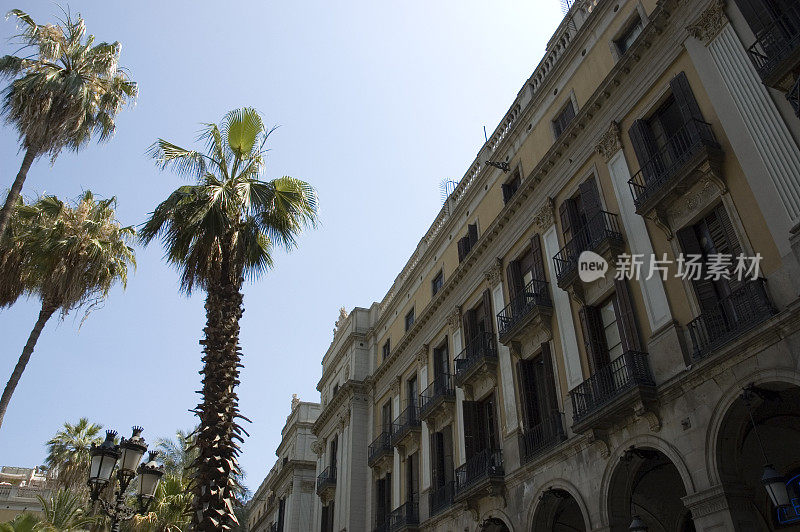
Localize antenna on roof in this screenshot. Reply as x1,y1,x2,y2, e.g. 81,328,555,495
440,179,458,207
560,0,575,14
483,126,488,143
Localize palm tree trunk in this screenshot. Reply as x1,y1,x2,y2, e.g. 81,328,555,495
190,280,245,531
0,300,57,430
0,146,38,239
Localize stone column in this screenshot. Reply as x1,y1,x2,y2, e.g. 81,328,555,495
451,307,467,467
683,484,763,531
418,346,431,492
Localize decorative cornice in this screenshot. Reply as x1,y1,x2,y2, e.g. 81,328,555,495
483,257,504,287
416,343,429,369
446,306,462,332
594,121,622,162
686,0,728,44
532,199,555,230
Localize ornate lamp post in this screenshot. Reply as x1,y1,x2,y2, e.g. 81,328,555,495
87,427,165,531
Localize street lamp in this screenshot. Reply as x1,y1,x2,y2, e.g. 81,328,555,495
87,427,164,531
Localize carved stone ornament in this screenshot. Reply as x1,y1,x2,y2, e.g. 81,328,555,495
416,344,429,368
686,0,729,44
301,480,315,493
291,393,300,411
333,306,348,336
595,121,622,162
532,200,555,230
446,306,462,332
310,439,323,457
484,257,504,286
338,410,351,430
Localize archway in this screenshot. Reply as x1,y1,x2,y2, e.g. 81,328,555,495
532,489,587,531
479,517,510,532
715,382,800,529
606,447,694,532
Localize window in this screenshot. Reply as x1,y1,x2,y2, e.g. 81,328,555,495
501,171,521,204
552,100,576,138
382,339,391,360
433,340,449,378
432,270,444,296
405,308,415,331
407,375,418,410
462,394,499,462
506,234,546,301
614,16,643,55
578,280,641,373
516,343,559,432
332,383,339,397
457,223,479,262
599,297,624,361
382,401,393,433
559,177,602,244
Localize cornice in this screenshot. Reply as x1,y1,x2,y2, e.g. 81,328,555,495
313,379,368,435
317,329,367,390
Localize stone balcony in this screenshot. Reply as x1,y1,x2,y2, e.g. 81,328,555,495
316,466,336,499
391,405,421,449
453,449,505,504
453,332,498,391
368,431,393,469
418,374,456,425
552,211,624,292
747,3,800,91
497,278,553,353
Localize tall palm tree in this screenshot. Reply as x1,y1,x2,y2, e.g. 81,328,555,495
0,8,137,238
0,192,136,429
141,108,318,531
44,418,104,491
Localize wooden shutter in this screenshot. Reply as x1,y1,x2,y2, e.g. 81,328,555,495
559,199,581,240
502,183,513,204
628,119,660,178
457,237,468,262
482,288,494,336
507,260,523,300
714,203,744,291
613,278,642,352
540,342,559,415
677,225,720,315
429,432,440,487
530,234,546,282
462,309,476,346
516,359,539,430
579,178,603,221
670,71,704,125
468,224,478,248
462,401,481,461
578,305,609,373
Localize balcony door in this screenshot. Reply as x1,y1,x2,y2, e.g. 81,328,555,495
375,473,391,526
463,394,500,461
507,234,546,303
734,0,797,42
329,435,338,473
407,376,418,413
433,340,449,380
406,452,419,503
579,279,641,374
517,343,559,431
462,290,494,352
382,401,392,434
559,177,603,249
430,426,454,488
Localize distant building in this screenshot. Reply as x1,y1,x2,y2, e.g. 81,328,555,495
0,466,52,522
248,397,321,532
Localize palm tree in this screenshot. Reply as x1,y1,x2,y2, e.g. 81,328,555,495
36,489,98,531
141,108,318,531
0,513,39,532
0,8,137,238
0,192,136,430
128,474,193,532
44,418,103,491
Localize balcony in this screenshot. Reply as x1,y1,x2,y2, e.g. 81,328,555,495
428,481,455,518
518,411,566,465
628,119,723,218
454,449,505,502
687,278,775,360
569,351,656,433
316,466,336,499
552,211,624,290
497,279,553,350
387,501,419,531
391,405,421,448
789,75,800,118
368,431,393,468
419,373,455,423
454,332,498,389
747,3,800,90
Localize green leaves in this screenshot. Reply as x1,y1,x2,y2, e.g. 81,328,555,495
224,107,263,158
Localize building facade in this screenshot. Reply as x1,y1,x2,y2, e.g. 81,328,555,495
308,0,800,530
248,398,321,532
0,466,51,522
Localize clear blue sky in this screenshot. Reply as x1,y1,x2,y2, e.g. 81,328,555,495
0,1,563,491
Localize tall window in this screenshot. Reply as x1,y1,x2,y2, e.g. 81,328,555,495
461,289,494,348
462,394,499,461
599,297,624,361
432,270,444,296
433,340,449,379
506,234,546,301
382,401,392,434
517,343,559,431
407,375,418,411
552,100,576,138
382,339,391,361
457,223,479,262
558,176,602,245
502,171,521,204
614,16,643,55
405,308,415,331
579,279,641,373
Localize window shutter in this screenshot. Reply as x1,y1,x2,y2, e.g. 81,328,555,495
670,72,704,126
540,342,559,415
714,204,744,290
516,359,539,430
468,223,478,248
462,309,476,346
462,401,480,461
628,119,660,182
613,279,642,352
457,237,468,263
530,234,546,282
502,183,513,204
559,199,581,240
579,178,603,221
579,305,609,373
506,260,523,301
482,289,494,337
677,226,720,315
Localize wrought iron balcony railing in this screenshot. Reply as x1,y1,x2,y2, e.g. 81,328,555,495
628,118,720,210
373,521,389,532
687,278,774,360
428,481,455,517
747,3,800,82
789,75,800,118
569,351,655,423
419,373,455,419
387,500,419,530
454,332,497,383
368,431,393,466
454,448,504,498
497,278,552,338
390,405,420,445
316,466,337,494
552,211,623,284
519,411,566,464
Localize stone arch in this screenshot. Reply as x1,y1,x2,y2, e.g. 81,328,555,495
474,513,512,532
527,478,592,532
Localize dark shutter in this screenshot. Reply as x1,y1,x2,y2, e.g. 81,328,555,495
670,71,704,125
628,119,660,181
613,278,642,352
540,342,559,415
559,199,581,241
530,234,546,282
578,305,609,373
468,223,478,248
457,237,468,262
677,226,720,315
714,203,744,291
482,288,494,336
502,183,513,204
507,260,523,300
579,178,602,221
462,401,481,461
516,359,538,430
462,309,476,346
430,432,440,487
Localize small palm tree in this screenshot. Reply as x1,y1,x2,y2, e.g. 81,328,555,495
36,489,97,531
141,108,318,531
0,513,39,532
0,8,137,238
45,418,103,491
129,474,193,532
0,192,136,430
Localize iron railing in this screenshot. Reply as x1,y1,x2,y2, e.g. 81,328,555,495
390,405,420,444
519,411,566,464
747,3,800,80
552,211,623,283
687,278,774,360
628,118,720,209
454,448,504,497
569,351,655,423
497,279,552,338
788,75,800,118
454,332,497,382
428,481,455,517
419,373,455,418
316,466,337,494
387,500,419,530
368,431,393,466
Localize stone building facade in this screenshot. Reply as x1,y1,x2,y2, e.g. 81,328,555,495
306,0,800,530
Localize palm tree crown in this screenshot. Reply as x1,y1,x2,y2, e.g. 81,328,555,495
44,418,103,491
